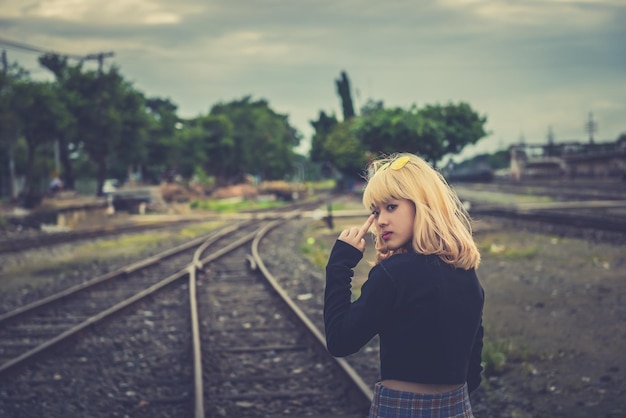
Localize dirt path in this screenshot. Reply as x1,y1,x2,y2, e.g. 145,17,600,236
455,218,625,417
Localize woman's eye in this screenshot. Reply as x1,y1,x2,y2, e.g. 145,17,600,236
386,204,397,211
371,210,380,217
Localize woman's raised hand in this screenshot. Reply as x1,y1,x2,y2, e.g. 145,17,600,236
338,214,375,252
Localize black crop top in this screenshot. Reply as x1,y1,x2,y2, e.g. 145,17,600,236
324,240,484,392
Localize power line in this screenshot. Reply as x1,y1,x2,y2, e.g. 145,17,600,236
0,37,82,59
0,37,114,67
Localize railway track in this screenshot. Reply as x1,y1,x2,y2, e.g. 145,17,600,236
0,196,332,255
0,222,249,376
454,178,626,202
468,200,626,235
448,182,626,238
0,217,205,254
198,223,370,417
0,211,371,417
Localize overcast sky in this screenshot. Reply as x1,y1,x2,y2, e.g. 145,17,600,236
1,0,625,158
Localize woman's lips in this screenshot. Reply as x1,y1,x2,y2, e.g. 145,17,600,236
382,231,392,240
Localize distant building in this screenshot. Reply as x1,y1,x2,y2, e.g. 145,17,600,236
509,136,626,180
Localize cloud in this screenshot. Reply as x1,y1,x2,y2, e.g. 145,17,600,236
0,0,624,156
439,0,619,27
12,0,201,25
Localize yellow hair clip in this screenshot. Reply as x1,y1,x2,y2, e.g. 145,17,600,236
376,155,410,173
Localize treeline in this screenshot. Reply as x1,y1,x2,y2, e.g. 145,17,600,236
310,71,489,180
0,54,300,204
0,57,489,204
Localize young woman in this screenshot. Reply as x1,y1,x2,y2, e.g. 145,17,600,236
324,153,484,417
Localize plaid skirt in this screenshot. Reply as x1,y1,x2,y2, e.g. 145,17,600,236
367,382,474,418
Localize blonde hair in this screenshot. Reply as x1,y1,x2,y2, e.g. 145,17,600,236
363,153,480,270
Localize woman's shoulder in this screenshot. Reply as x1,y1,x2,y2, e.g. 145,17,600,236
374,252,440,277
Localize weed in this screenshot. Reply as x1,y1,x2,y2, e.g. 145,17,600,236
482,339,508,376
300,237,327,270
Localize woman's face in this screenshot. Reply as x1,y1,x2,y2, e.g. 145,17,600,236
370,198,416,251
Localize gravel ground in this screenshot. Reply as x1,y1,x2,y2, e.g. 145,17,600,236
0,222,220,311
1,213,625,418
260,215,626,418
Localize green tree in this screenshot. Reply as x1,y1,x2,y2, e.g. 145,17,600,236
419,102,488,164
12,80,72,203
109,88,151,184
144,98,181,183
78,68,121,195
320,120,367,179
355,107,442,162
309,110,338,163
353,107,395,154
210,97,300,181
176,114,235,183
335,71,355,120
38,54,79,189
344,102,488,167
0,61,30,198
40,54,153,195
360,98,384,116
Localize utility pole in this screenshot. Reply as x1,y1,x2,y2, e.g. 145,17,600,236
84,51,114,196
585,112,597,144
84,52,114,76
1,49,18,199
547,126,555,145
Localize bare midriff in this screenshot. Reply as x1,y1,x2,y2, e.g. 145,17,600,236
380,379,463,394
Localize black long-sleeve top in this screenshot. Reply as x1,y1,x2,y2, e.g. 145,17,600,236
324,240,484,393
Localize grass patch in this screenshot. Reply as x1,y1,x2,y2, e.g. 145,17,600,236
488,244,539,259
300,236,329,270
476,233,539,260
177,221,224,238
481,333,535,379
0,221,223,291
306,179,336,191
190,198,284,212
77,232,170,254
328,202,349,211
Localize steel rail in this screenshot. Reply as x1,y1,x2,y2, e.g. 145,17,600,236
0,222,250,376
2,207,370,416
0,223,243,324
187,224,268,418
186,211,303,418
250,219,375,406
0,269,187,375
188,247,207,418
